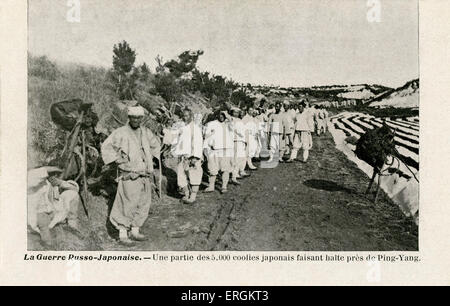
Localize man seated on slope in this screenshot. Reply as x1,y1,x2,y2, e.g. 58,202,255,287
28,166,81,248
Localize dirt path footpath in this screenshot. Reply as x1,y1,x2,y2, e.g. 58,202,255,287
195,133,418,251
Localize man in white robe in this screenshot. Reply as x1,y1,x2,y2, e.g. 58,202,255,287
288,102,314,163
242,108,259,170
203,111,234,193
101,106,161,246
268,102,286,163
282,101,296,159
312,105,321,135
256,108,269,155
317,106,326,135
230,108,248,184
323,107,329,133
163,108,203,204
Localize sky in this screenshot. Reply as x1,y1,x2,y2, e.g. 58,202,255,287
28,0,419,88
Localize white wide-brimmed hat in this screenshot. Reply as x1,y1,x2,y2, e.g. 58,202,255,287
127,106,145,117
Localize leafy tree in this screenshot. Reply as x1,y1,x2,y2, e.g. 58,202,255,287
153,73,182,102
188,69,239,106
231,88,255,109
153,51,204,103
112,40,136,74
139,62,151,82
164,50,204,78
110,40,138,100
152,49,244,109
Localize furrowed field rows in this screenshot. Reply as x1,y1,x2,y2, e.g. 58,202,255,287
396,118,419,127
335,117,418,158
373,118,419,134
349,117,419,147
358,118,419,144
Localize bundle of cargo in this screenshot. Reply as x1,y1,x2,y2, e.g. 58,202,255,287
354,124,396,202
50,98,98,131
50,98,104,217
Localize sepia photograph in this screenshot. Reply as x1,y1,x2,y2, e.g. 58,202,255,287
27,0,419,252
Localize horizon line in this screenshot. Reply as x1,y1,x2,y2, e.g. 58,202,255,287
28,52,419,90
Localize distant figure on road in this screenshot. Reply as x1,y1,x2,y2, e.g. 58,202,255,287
321,106,329,133
313,105,322,136
101,106,161,246
283,101,296,161
317,105,327,135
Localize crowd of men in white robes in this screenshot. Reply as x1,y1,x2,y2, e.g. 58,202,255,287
28,101,330,247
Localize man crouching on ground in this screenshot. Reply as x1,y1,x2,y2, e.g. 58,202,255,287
27,166,80,248
101,106,161,246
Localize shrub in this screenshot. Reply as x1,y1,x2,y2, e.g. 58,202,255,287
28,54,60,80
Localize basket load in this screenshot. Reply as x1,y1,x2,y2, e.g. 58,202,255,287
50,98,99,131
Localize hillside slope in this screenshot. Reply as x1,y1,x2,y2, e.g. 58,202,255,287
27,55,213,168
252,83,392,103
369,79,419,108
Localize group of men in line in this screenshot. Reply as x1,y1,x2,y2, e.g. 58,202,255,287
99,101,329,245
28,100,330,247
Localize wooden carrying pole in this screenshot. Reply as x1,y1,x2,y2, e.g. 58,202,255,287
158,156,162,199
81,130,90,218
60,112,84,180
59,111,89,218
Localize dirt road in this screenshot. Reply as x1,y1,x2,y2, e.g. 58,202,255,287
105,133,418,251
29,133,418,251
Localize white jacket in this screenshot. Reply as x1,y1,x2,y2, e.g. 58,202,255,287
283,109,296,133
164,121,203,159
232,118,246,143
294,111,315,132
269,112,285,134
203,120,234,150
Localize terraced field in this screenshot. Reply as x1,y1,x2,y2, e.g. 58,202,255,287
331,112,418,179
